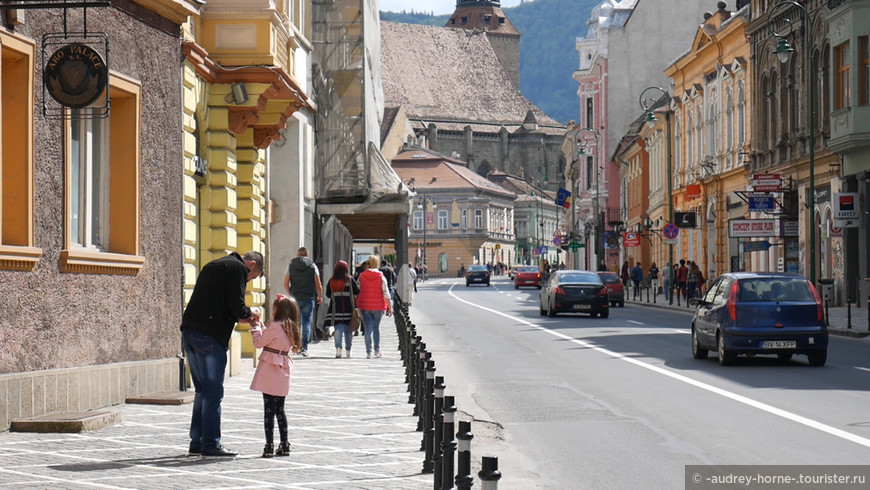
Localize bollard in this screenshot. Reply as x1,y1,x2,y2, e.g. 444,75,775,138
440,396,457,490
847,300,852,329
455,421,474,490
416,351,431,430
478,456,502,490
414,343,427,416
432,376,446,486
868,296,870,332
824,294,830,326
406,333,417,389
422,360,436,470
653,284,657,304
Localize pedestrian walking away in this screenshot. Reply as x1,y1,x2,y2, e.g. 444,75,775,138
631,262,644,301
649,262,660,297
180,250,264,457
662,262,672,301
357,255,393,359
283,247,323,357
325,260,360,359
250,294,302,458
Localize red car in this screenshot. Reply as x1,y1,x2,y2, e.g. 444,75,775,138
514,266,542,289
597,271,625,307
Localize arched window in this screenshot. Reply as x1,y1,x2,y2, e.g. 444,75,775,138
707,93,717,158
687,112,694,171
695,107,703,164
726,89,734,154
675,115,682,186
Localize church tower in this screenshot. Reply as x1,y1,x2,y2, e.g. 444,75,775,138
446,0,521,87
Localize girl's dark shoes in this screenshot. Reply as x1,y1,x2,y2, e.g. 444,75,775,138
275,442,290,456
262,443,274,458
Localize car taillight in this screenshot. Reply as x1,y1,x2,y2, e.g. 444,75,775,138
598,286,608,297
728,280,739,322
485,272,490,278
808,280,823,322
554,286,566,296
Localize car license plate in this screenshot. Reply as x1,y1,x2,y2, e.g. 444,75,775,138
573,304,591,310
762,340,796,349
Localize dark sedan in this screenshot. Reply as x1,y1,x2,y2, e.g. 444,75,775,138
465,264,490,286
539,270,609,318
690,272,828,366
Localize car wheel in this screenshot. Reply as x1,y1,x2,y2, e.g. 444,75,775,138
717,331,735,366
691,327,708,359
777,353,793,362
619,300,625,307
808,350,827,367
537,285,542,289
599,309,609,319
547,301,557,318
515,284,519,290
486,282,490,286
539,305,547,316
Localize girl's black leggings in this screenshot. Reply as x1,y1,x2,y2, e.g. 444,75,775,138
263,393,288,444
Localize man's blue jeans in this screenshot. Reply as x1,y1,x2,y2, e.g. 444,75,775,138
298,299,315,351
183,329,227,451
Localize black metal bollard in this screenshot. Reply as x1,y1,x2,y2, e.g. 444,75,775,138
478,456,502,490
825,294,830,326
416,351,431,430
653,284,657,304
410,337,421,406
433,377,446,487
646,284,650,303
847,300,852,329
455,421,474,490
422,360,436,471
440,396,457,490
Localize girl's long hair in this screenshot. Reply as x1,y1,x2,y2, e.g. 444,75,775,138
329,260,351,293
273,295,302,353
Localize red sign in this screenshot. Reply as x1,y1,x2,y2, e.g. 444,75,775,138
686,184,701,199
752,173,781,192
623,232,641,247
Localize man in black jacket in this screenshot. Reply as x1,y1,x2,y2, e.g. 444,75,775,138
181,251,263,457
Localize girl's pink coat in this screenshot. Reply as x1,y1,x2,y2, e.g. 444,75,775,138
250,321,294,396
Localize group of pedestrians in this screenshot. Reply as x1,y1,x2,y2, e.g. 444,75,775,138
179,248,396,459
620,258,706,302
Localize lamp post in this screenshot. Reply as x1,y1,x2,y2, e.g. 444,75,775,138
767,1,816,284
639,86,675,304
416,196,436,280
576,129,600,271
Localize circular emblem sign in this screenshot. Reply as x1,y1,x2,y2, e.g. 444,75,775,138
44,43,107,108
662,223,680,239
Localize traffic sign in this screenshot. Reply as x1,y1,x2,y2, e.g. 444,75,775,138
662,223,679,240
553,236,562,246
623,231,641,247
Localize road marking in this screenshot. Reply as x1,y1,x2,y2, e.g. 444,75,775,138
856,367,870,373
628,320,645,325
448,284,870,450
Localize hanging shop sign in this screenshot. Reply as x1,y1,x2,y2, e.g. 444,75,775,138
44,43,108,108
728,219,777,238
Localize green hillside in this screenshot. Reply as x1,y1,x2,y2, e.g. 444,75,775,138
381,0,599,125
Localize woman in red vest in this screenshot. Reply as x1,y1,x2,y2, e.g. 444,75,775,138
357,255,393,358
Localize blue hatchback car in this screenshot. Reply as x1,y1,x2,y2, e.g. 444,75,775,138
690,272,828,366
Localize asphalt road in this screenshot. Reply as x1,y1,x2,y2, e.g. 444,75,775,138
410,276,870,489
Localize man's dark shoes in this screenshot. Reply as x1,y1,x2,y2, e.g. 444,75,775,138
202,445,239,457
275,442,290,456
188,444,202,455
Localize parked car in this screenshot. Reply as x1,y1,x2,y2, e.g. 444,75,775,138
690,272,828,366
465,264,490,287
514,266,542,289
597,271,625,307
539,270,609,318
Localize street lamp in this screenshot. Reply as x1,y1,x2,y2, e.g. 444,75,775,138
767,1,816,284
639,86,675,304
576,129,600,271
416,196,436,279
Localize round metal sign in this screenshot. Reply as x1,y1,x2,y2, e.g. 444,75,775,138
44,43,108,108
662,223,680,239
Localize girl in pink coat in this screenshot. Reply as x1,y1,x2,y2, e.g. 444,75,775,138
250,294,301,457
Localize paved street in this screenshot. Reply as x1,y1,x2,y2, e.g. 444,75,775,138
0,330,430,489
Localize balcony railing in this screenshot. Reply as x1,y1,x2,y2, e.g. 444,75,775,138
607,207,625,227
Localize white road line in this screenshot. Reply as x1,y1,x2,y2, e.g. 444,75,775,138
448,284,870,450
856,367,870,373
628,320,645,325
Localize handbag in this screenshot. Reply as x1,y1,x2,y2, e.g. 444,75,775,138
349,289,363,333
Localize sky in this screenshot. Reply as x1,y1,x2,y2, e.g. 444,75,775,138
380,0,523,16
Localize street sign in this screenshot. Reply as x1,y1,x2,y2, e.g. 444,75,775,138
748,194,775,212
674,212,696,228
752,173,781,192
495,243,501,249
743,240,771,252
623,231,641,247
729,219,777,238
662,223,679,239
833,218,859,228
553,236,562,246
834,193,859,219
540,246,549,255
780,219,798,237
570,239,582,251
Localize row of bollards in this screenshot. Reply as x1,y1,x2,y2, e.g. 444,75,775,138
394,301,502,489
